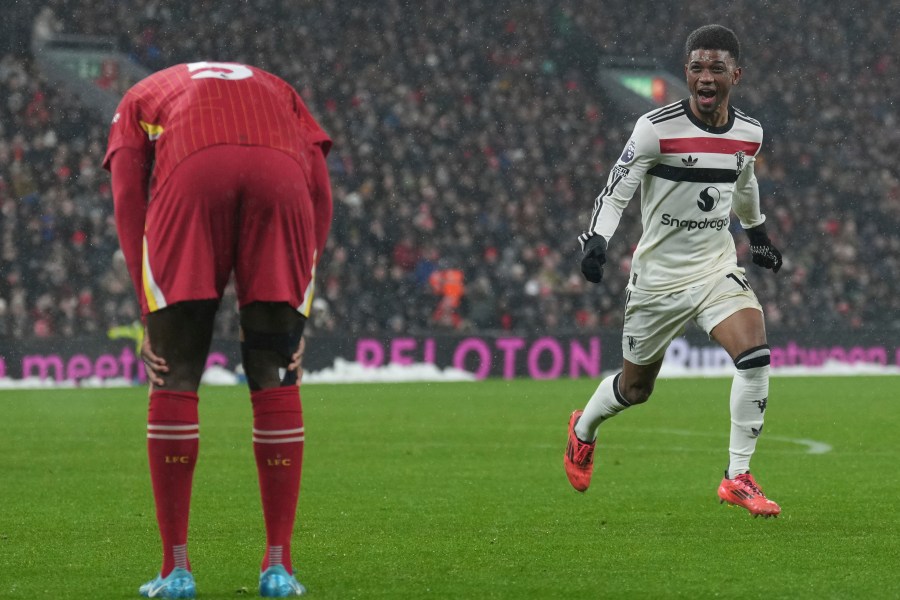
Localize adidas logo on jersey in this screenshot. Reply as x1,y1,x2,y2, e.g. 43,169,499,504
681,155,698,167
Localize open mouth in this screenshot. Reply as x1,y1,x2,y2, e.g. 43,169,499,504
697,88,717,107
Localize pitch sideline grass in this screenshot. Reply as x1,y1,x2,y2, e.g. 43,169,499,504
0,376,897,599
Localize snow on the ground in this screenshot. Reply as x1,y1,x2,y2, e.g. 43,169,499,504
656,359,900,379
0,358,897,389
0,358,476,388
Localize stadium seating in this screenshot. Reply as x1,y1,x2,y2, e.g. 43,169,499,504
1,0,897,340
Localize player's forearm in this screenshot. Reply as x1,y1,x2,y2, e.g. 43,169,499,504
110,147,150,301
309,147,333,256
732,162,765,229
732,187,765,229
588,196,627,242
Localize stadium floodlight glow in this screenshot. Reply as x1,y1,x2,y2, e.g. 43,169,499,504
597,61,688,113
618,74,670,105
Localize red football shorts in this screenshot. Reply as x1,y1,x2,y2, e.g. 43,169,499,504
141,145,317,316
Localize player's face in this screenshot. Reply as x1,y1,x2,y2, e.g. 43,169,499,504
684,49,741,126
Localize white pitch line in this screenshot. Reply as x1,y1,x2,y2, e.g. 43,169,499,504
623,428,832,455
763,435,832,455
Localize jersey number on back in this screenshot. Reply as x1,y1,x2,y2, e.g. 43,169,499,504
187,62,253,80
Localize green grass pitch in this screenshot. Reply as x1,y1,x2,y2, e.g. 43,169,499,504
1,376,898,599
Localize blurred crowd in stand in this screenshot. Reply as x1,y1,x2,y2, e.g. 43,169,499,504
1,0,898,341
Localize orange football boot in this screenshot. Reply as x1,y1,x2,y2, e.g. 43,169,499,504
718,472,781,518
564,410,595,492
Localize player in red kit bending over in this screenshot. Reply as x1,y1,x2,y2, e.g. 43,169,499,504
103,61,332,598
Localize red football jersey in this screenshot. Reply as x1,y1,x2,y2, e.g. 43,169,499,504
102,62,331,195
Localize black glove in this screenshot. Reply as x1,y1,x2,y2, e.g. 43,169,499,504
578,231,607,283
745,223,783,273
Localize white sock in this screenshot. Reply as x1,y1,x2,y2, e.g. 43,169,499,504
575,373,631,442
728,348,770,479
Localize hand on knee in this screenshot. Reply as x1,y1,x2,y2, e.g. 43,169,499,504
241,328,304,391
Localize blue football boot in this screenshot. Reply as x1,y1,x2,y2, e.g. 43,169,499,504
259,564,307,597
139,567,196,598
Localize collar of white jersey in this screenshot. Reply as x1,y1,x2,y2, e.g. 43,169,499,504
682,98,736,134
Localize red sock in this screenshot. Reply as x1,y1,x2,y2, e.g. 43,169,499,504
147,390,199,577
251,386,304,573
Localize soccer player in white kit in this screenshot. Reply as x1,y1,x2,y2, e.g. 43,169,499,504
564,25,783,517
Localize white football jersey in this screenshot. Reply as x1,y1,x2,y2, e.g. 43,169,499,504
588,99,766,293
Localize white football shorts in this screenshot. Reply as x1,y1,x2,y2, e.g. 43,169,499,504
621,268,763,365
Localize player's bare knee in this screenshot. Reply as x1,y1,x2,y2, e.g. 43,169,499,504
242,338,299,391
623,382,654,405
162,363,204,391
240,316,306,391
616,381,653,406
614,372,652,406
